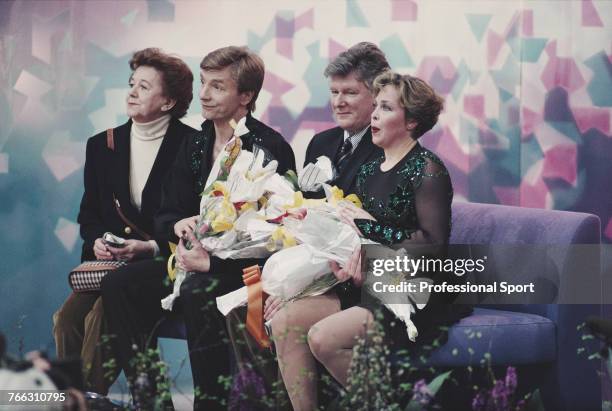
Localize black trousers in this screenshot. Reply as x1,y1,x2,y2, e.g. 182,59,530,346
101,257,265,410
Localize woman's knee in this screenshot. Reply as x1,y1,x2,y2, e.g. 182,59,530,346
307,326,331,361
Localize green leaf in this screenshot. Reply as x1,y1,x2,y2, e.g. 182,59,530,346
524,389,546,411
428,370,452,396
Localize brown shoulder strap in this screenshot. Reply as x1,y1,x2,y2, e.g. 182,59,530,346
106,128,115,151
112,195,152,241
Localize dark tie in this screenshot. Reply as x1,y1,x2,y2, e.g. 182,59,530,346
335,139,353,171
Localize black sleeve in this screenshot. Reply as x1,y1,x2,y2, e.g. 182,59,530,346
355,159,452,246
303,136,315,168
271,137,296,175
76,138,105,261
154,137,201,247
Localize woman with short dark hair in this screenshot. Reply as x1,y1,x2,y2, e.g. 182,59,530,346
53,47,195,394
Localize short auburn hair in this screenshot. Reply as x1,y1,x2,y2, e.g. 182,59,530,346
129,48,193,118
372,71,444,139
200,46,265,112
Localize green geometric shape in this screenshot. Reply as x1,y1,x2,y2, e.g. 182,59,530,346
121,9,139,26
585,51,612,107
247,22,275,53
380,35,414,68
520,135,544,176
549,121,582,145
451,59,469,101
521,38,548,63
59,32,72,52
346,0,368,27
304,41,331,107
466,14,492,42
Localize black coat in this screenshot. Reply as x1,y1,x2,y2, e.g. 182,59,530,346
77,118,196,261
304,126,382,196
155,114,296,247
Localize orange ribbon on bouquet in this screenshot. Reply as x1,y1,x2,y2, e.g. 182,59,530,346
242,265,271,348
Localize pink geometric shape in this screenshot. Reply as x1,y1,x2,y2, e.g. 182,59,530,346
0,153,8,173
604,218,612,240
391,0,418,21
582,0,603,27
300,121,338,135
429,126,470,174
328,39,347,60
541,55,586,92
492,186,519,206
520,9,533,37
463,95,484,120
487,30,504,67
520,177,549,209
262,72,295,106
295,8,314,30
276,38,293,59
417,57,456,82
572,107,610,134
542,145,577,185
521,106,542,138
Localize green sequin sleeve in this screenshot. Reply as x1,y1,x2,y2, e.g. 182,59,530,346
354,218,417,245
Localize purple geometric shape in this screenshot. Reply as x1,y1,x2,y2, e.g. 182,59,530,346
275,13,295,38
541,46,586,92
544,88,574,123
417,57,457,95
582,0,603,27
276,38,293,59
487,30,504,67
329,39,347,60
391,0,417,21
295,8,314,30
464,95,484,119
262,71,294,106
521,9,533,37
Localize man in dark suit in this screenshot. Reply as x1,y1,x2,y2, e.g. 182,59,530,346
101,46,295,411
302,42,390,198
225,42,391,410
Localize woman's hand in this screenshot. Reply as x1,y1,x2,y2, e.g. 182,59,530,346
175,231,210,273
93,238,113,260
107,239,154,261
174,215,199,238
329,246,364,286
263,296,284,321
338,202,376,234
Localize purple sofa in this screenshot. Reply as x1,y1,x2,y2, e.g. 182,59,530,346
428,202,603,411
157,201,603,410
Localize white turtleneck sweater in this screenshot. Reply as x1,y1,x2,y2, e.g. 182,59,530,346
129,114,171,256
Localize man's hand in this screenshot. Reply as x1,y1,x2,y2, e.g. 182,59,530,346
176,231,210,273
93,238,113,260
174,215,199,238
107,239,154,261
329,246,363,286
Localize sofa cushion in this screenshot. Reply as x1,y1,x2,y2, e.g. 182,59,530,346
428,308,556,366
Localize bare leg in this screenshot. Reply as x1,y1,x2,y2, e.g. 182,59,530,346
270,293,340,411
308,306,374,387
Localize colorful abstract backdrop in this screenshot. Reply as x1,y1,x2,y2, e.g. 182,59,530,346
0,0,610,351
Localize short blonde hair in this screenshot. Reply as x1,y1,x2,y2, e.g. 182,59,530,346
372,71,444,139
200,46,265,112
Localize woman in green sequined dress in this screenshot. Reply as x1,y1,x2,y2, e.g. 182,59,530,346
270,72,465,410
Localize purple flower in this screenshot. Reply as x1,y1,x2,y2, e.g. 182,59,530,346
505,366,517,393
471,390,487,411
491,380,509,410
229,367,266,411
411,379,433,405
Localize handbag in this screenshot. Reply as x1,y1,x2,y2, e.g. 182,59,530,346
68,260,127,292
